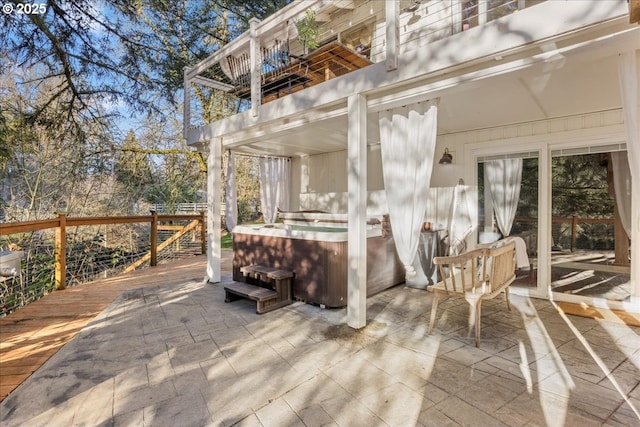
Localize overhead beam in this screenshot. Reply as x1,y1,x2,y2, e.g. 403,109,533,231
191,76,234,92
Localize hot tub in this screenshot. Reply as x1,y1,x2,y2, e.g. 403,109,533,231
232,213,404,308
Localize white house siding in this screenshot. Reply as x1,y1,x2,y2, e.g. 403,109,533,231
290,110,625,210
189,0,639,320
435,110,626,188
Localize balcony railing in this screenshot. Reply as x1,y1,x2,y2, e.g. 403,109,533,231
0,212,207,316
184,0,545,132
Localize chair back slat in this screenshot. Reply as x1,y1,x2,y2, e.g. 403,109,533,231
486,242,516,293
432,242,516,296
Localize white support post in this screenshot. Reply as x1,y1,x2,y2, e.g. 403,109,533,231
207,137,222,283
451,0,462,35
347,93,368,329
385,0,399,72
484,172,493,233
538,147,552,297
301,156,310,194
183,67,190,141
478,0,488,25
631,199,639,305
250,18,261,117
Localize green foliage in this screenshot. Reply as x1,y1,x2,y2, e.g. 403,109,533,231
221,232,233,250
552,154,614,249
296,9,321,53
552,154,612,218
233,155,261,223
115,131,153,194
479,154,615,250
1,0,288,223
0,110,11,167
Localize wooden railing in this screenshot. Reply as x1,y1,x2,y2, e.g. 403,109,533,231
184,0,547,130
150,202,220,214
513,215,616,252
0,211,206,291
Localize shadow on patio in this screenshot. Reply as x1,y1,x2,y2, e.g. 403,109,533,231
0,251,638,426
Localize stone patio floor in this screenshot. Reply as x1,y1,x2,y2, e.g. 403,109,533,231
1,251,639,426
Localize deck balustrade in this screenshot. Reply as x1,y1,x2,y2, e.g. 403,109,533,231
184,0,546,132
0,212,206,316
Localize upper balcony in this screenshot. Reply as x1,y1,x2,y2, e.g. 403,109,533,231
183,0,637,145
184,1,549,134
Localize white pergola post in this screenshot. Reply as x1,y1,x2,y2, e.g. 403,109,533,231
183,67,190,140
451,0,462,35
618,50,640,305
631,200,639,304
207,137,222,283
347,93,368,329
385,0,399,72
250,18,261,117
478,0,488,25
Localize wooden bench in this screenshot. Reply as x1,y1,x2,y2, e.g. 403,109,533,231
427,241,516,347
224,265,293,314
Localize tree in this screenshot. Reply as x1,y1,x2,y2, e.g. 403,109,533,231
1,0,291,222
552,154,613,249
226,153,261,223
114,130,153,211
296,9,320,54
2,0,291,127
0,71,116,221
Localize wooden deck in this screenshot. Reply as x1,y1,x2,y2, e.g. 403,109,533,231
0,253,225,402
234,41,373,104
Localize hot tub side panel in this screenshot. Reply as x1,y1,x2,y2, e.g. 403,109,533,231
232,233,347,306
367,235,405,296
232,232,404,308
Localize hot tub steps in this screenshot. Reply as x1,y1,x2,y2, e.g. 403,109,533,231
224,265,293,314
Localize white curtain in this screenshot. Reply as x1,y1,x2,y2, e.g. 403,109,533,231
259,157,291,224
225,150,238,231
449,184,477,255
379,100,438,282
485,159,523,237
618,51,640,204
220,57,234,80
611,152,632,239
424,187,454,232
618,50,639,298
287,20,299,40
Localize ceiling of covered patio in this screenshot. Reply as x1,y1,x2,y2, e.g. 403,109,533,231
225,26,636,158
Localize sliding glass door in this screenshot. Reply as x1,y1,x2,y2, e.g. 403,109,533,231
549,146,631,303
477,151,539,291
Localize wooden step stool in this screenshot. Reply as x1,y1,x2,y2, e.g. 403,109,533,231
224,265,293,314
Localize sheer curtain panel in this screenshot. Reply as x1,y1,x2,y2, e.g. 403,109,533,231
424,187,454,232
618,51,640,202
611,152,632,239
617,50,639,299
225,150,238,231
259,157,291,224
449,184,477,255
485,159,523,237
379,99,438,283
